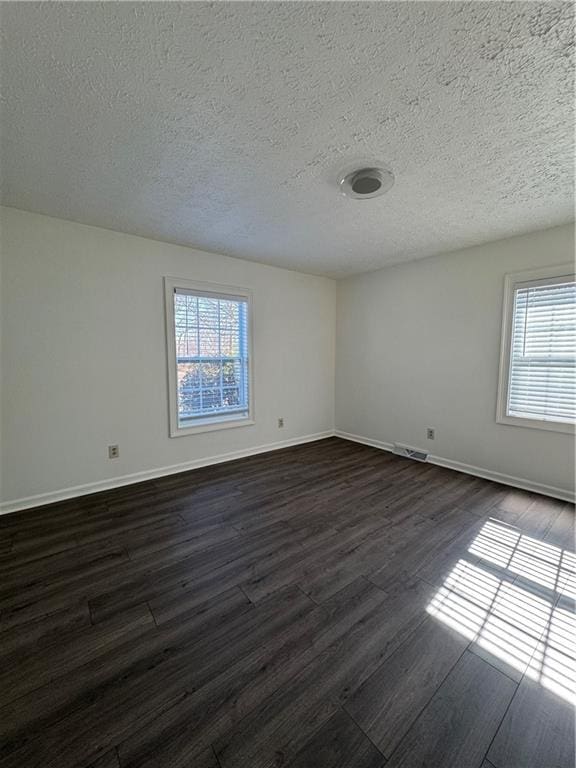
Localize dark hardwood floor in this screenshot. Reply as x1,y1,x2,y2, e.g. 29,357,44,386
0,437,574,768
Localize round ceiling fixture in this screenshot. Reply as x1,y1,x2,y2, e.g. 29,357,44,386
338,165,395,200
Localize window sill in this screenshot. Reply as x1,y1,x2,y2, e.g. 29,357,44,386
496,413,575,435
170,414,255,438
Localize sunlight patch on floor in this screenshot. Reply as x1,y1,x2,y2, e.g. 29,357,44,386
427,518,575,705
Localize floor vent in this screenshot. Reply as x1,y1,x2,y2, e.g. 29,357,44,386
393,443,429,462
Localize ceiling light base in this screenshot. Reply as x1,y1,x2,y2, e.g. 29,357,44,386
338,165,395,200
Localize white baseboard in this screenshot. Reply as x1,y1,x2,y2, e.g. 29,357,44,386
3,428,573,514
334,431,395,454
335,430,575,503
0,431,335,515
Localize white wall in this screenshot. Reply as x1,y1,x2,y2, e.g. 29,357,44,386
0,207,336,507
2,209,574,509
336,224,575,499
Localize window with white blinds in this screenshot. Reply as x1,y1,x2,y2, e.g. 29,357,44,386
165,278,253,436
498,267,576,432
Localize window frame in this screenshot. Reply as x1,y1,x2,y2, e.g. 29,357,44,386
164,277,255,438
496,263,575,435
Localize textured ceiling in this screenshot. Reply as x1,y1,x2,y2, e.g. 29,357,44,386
1,2,574,277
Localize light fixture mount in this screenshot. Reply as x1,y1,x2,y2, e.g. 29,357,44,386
338,165,394,200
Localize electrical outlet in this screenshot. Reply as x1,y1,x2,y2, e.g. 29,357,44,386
278,417,284,428
426,428,435,440
108,444,119,459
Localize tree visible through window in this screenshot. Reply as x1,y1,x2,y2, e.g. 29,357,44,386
173,289,250,426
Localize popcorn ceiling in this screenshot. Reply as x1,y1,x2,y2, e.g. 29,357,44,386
1,1,573,277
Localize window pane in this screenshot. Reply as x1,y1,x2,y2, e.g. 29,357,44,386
199,329,220,357
220,328,239,356
177,364,201,418
174,290,249,424
178,362,200,389
201,388,222,411
200,361,220,387
174,295,198,357
222,359,241,386
220,301,239,329
198,296,219,327
223,387,240,407
508,281,576,424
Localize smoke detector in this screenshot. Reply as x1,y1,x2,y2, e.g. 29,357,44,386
338,165,395,200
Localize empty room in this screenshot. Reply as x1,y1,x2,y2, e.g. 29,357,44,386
0,2,574,767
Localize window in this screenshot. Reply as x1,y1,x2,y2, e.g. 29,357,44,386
165,278,253,436
497,264,575,433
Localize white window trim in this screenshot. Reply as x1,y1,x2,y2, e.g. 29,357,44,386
164,276,255,438
496,263,575,435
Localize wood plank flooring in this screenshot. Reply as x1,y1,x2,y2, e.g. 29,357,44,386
0,437,574,768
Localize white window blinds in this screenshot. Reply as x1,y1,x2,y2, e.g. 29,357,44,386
173,289,250,425
507,278,576,424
